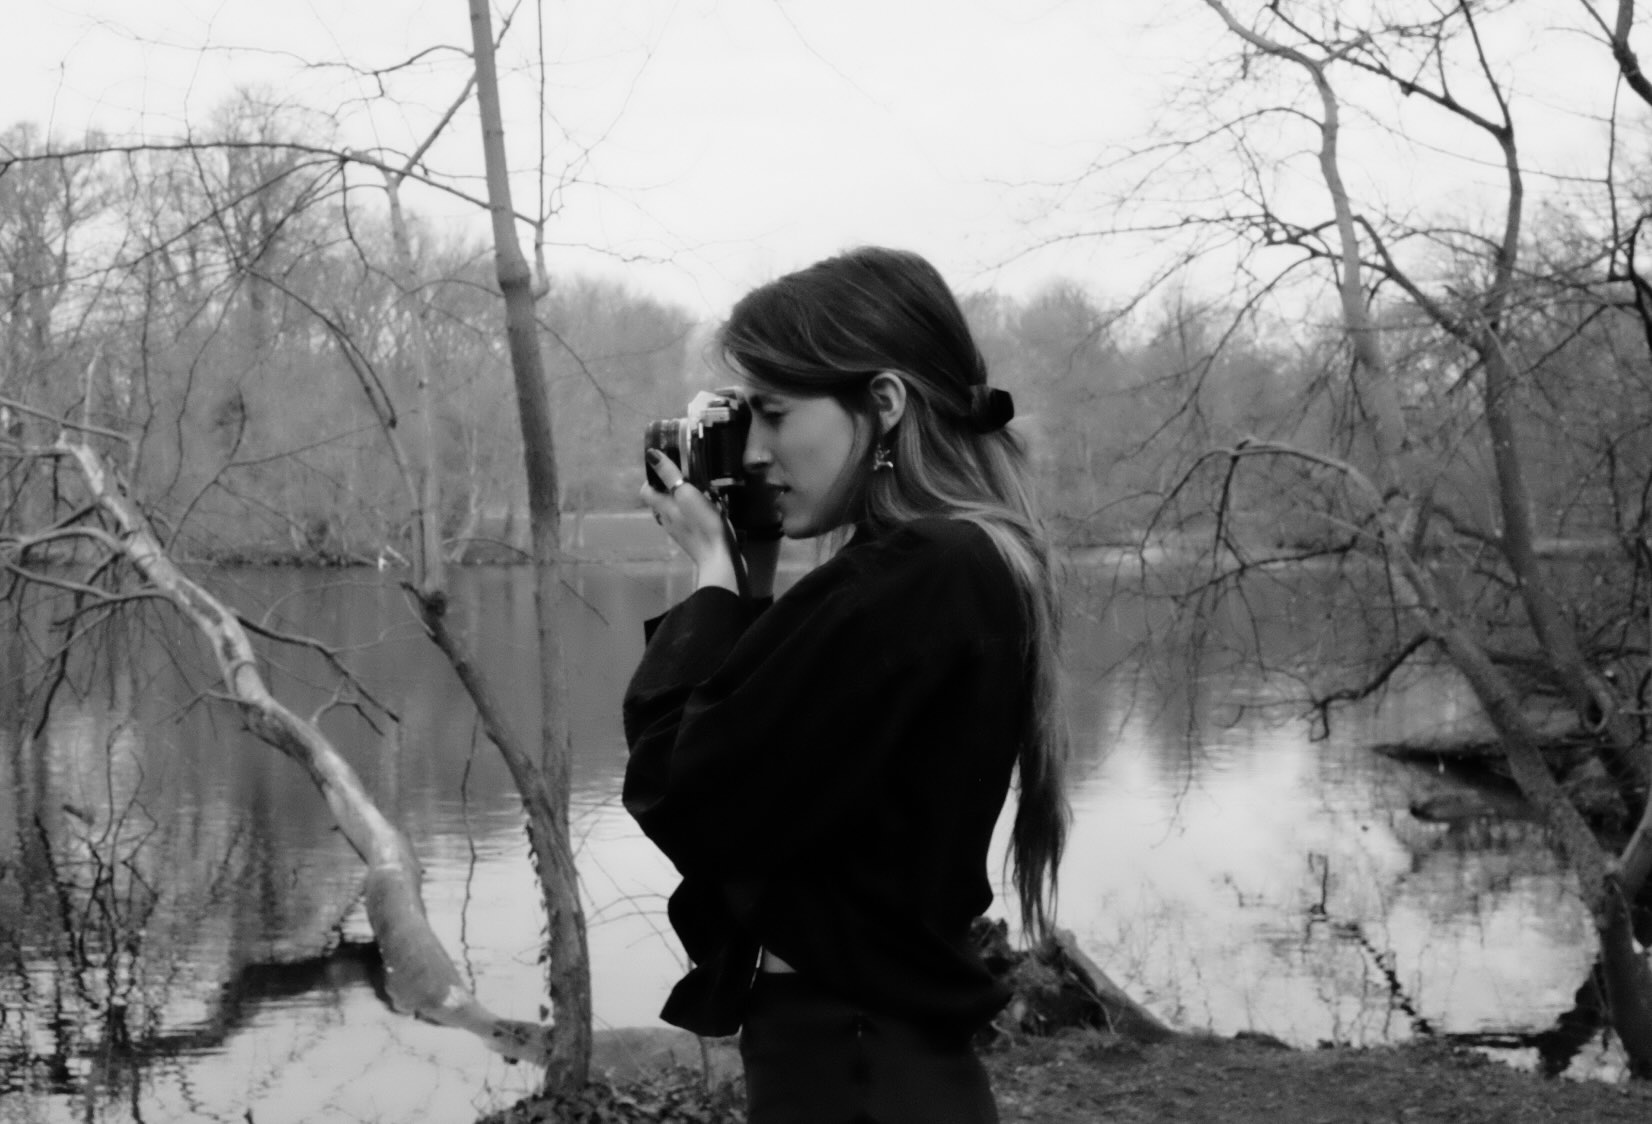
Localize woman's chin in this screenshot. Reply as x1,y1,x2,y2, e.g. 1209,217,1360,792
776,494,855,540
780,511,826,539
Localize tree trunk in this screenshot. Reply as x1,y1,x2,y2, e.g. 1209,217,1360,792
465,0,592,1090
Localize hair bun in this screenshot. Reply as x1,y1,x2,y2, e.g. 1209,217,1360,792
967,385,1015,433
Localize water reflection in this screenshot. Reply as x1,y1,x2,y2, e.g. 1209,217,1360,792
0,558,1618,1121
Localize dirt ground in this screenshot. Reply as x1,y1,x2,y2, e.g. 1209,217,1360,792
987,1032,1650,1123
481,1028,1652,1123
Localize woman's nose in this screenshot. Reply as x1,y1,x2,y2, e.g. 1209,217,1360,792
743,431,771,472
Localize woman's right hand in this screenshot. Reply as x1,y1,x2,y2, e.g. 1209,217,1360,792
643,451,739,593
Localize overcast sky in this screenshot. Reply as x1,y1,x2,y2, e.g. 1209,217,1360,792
4,2,1638,320
4,0,1213,317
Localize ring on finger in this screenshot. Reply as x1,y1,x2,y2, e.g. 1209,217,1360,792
669,479,693,495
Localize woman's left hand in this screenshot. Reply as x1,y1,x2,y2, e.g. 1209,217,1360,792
643,450,739,593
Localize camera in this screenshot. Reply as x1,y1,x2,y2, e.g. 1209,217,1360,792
644,388,779,535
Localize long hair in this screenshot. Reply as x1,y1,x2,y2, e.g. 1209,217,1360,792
719,246,1070,940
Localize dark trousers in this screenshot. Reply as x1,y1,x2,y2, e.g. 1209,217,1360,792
739,972,999,1124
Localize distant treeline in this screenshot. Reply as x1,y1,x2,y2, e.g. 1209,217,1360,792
1,107,1637,566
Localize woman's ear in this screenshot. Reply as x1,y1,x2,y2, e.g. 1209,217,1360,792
869,371,908,432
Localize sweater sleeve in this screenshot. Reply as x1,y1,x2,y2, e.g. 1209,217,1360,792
621,520,1019,881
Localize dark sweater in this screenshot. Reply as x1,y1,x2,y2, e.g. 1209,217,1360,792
621,516,1028,1040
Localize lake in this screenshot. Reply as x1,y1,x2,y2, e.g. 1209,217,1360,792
0,547,1614,1122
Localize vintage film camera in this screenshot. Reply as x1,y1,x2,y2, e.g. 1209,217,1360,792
643,388,779,536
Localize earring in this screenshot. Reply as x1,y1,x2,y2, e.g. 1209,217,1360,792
872,443,894,472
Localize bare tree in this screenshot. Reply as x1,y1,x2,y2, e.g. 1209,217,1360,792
459,0,592,1086
331,4,596,1082
1073,0,1652,1073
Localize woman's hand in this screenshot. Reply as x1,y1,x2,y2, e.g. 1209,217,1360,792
643,450,739,594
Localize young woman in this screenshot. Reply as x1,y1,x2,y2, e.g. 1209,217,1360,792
622,246,1068,1123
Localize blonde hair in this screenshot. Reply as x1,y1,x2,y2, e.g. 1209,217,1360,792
721,246,1070,938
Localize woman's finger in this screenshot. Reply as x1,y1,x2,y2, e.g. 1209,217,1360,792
642,463,728,548
647,449,687,492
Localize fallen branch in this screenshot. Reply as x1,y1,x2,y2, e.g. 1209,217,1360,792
60,436,551,1065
